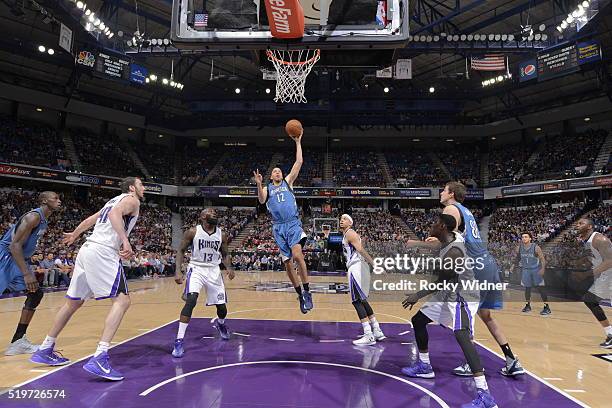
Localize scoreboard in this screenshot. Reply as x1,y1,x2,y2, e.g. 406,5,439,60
537,44,579,81
95,52,130,80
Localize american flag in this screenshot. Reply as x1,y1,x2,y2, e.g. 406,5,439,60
470,54,506,71
194,12,208,28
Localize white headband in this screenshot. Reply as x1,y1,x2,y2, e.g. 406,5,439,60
341,214,353,225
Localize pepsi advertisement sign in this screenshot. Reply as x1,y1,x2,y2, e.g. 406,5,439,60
519,59,537,82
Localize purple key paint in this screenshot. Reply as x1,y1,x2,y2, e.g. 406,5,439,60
2,319,585,408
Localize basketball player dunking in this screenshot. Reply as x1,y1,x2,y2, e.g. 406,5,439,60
31,177,143,381
408,182,524,377
324,214,385,345
172,208,235,357
575,218,612,348
402,214,498,408
253,131,313,313
2,191,61,356
514,232,551,315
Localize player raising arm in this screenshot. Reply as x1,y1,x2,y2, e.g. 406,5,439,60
253,127,313,314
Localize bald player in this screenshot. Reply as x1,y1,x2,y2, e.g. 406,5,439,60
325,214,385,346
172,208,235,357
253,129,313,314
2,191,62,356
575,218,612,348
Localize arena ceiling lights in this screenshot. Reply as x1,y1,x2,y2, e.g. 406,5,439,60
145,73,184,91
408,28,549,44
482,74,512,87
556,1,591,33
71,0,114,39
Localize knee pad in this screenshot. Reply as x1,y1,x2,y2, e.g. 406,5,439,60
585,301,607,322
181,292,199,318
24,289,44,311
216,303,228,320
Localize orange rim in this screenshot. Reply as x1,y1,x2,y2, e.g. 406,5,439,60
266,49,321,66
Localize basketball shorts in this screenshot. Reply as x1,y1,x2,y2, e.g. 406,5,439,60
521,267,544,287
0,250,27,293
421,295,479,336
589,270,611,301
348,261,370,302
66,242,128,300
272,219,307,261
184,263,227,305
474,255,503,310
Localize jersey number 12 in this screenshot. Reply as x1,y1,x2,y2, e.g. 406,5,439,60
276,193,285,203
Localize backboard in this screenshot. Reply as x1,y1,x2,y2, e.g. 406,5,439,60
171,0,409,51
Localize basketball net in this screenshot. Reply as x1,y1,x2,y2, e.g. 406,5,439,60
266,49,320,104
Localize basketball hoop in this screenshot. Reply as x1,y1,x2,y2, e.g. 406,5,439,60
266,49,320,104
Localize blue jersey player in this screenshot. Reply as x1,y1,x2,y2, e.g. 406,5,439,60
2,191,61,356
253,130,313,313
440,182,525,377
514,232,550,315
406,181,524,378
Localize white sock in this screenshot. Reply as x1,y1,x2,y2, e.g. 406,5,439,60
474,375,489,391
604,326,612,336
217,318,225,325
94,341,110,357
40,335,56,350
177,322,189,339
419,352,430,364
362,322,373,335
369,317,380,331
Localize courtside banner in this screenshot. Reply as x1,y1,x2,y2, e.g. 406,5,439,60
0,162,163,194
502,175,612,196
264,0,304,39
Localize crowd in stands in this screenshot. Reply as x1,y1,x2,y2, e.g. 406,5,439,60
488,202,585,276
276,147,324,187
133,142,176,184
0,187,174,292
180,207,256,244
332,149,386,187
181,146,223,186
207,147,273,186
0,115,71,170
590,202,611,239
72,129,144,179
521,129,607,182
487,143,532,187
401,209,438,240
488,202,584,244
385,151,446,187
2,111,609,189
439,145,481,186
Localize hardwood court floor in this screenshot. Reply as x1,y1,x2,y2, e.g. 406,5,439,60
1,272,610,407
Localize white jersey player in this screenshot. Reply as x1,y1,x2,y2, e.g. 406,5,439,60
328,214,385,346
31,177,144,381
172,208,235,358
575,218,612,348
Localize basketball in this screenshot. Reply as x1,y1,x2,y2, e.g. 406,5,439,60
285,119,303,138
